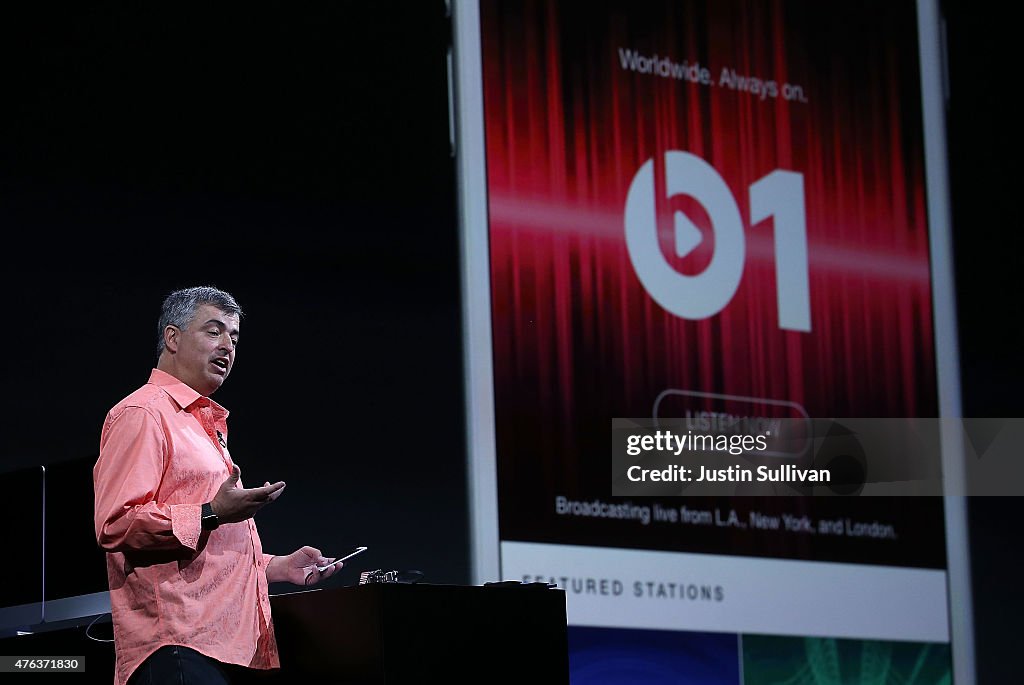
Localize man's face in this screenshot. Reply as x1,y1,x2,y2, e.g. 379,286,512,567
169,304,240,396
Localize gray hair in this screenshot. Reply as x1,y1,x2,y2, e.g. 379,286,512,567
157,286,243,355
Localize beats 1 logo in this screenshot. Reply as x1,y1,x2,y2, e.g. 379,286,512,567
624,151,811,332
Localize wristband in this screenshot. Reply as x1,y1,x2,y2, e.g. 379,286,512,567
201,502,220,531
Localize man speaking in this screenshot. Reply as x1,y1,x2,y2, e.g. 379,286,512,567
93,286,339,685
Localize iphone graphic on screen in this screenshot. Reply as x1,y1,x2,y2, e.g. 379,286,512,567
452,1,970,682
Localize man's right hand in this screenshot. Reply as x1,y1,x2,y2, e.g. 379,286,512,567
209,465,285,524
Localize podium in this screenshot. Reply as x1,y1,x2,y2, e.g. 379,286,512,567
249,583,569,684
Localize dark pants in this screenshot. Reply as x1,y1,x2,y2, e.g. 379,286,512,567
127,646,233,685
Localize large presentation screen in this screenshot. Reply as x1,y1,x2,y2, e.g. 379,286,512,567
454,1,967,682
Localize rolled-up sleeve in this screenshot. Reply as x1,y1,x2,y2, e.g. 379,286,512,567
93,406,201,552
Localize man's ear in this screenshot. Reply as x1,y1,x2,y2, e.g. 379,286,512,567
163,325,180,353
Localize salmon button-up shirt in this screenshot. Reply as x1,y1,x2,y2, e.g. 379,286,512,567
93,369,279,685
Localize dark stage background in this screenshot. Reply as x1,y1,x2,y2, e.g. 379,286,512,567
0,2,1018,683
0,3,465,587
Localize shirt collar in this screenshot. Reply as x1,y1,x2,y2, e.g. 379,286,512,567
147,368,229,417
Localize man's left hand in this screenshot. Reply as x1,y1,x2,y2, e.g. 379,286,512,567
266,546,341,586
